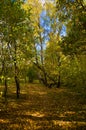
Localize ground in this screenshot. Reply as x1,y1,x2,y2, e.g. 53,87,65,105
0,84,86,130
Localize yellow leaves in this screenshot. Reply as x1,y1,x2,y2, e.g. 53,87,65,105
30,112,45,118
9,34,13,37
0,119,9,123
27,0,42,16
23,0,43,41
83,0,86,5
34,32,39,38
22,0,42,16
45,1,56,17
22,3,30,11
22,37,29,43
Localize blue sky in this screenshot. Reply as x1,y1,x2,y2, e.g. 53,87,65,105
36,9,67,51
40,10,66,38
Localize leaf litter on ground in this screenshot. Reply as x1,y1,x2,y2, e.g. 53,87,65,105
0,84,86,130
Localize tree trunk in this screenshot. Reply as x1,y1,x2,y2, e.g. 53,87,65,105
14,40,20,98
15,75,20,99
57,54,61,88
57,74,60,88
3,78,8,98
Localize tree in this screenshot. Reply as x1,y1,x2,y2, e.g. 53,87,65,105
56,0,86,87
56,0,86,55
26,0,48,85
0,0,32,98
26,0,66,87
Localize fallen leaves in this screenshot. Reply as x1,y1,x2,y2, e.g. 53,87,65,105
0,84,86,129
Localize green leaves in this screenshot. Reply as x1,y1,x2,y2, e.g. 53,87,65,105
56,0,86,55
0,0,86,88
0,0,33,82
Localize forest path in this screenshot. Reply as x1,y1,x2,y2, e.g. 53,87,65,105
0,84,86,130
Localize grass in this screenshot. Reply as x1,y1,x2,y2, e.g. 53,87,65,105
0,84,86,130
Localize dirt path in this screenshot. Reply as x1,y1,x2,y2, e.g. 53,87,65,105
0,84,86,130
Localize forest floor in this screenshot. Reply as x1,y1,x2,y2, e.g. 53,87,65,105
0,83,86,130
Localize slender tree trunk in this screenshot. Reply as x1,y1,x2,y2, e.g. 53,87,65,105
14,60,20,98
57,74,60,88
38,22,44,65
14,40,20,98
15,75,20,99
3,78,8,98
57,54,61,88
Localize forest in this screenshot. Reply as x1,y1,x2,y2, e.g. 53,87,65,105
0,0,86,129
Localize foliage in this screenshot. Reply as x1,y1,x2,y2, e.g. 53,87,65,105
0,0,86,129
0,0,32,98
27,65,38,83
0,0,86,92
56,0,86,55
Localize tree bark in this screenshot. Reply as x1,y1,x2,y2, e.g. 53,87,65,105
14,40,20,98
15,75,20,99
57,74,60,88
3,78,8,98
57,54,61,88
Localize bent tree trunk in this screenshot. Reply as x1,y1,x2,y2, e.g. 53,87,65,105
15,75,20,99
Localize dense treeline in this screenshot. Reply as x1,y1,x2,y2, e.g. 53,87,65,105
0,0,86,98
